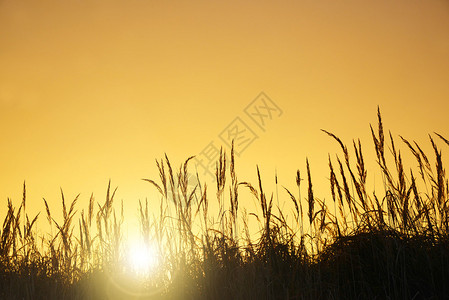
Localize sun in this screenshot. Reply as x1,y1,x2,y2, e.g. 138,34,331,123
126,239,159,277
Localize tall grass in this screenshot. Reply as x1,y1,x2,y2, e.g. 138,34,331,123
1,108,449,299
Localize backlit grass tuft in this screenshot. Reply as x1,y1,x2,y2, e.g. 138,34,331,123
1,108,449,299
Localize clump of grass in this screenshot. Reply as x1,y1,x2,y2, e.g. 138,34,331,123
1,108,449,299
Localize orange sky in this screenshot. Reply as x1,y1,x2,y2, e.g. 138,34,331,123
1,0,449,227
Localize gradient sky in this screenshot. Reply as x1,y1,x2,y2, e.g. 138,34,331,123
1,0,449,227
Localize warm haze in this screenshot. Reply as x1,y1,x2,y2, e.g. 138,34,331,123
1,0,448,228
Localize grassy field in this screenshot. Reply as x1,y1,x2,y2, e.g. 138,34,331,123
1,108,449,299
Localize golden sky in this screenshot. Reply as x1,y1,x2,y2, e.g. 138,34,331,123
1,0,449,225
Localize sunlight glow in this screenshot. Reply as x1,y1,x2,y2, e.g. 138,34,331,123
126,239,159,277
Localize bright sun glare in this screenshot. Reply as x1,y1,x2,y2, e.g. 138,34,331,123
126,239,159,277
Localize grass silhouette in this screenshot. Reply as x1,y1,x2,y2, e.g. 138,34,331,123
1,108,449,299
